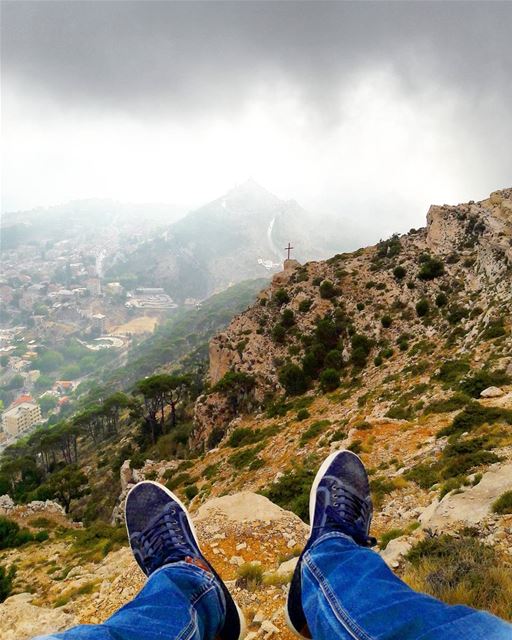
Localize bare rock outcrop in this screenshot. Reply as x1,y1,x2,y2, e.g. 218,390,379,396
2,593,78,640
420,462,512,530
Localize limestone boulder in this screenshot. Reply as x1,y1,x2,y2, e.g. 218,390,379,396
420,463,512,530
380,537,412,568
194,492,307,529
480,386,504,398
1,593,78,640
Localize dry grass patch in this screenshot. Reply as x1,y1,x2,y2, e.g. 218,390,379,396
402,532,512,620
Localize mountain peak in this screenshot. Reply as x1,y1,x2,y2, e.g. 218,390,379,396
226,178,280,202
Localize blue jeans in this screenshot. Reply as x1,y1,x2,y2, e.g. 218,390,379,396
35,534,512,640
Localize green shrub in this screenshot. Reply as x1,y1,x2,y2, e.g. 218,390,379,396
70,523,127,560
415,298,430,317
370,477,398,508
381,315,392,328
0,564,16,603
330,428,347,442
302,345,326,379
266,400,290,418
492,491,512,515
435,292,448,307
184,484,199,500
423,393,469,414
393,266,406,280
440,445,500,480
418,257,445,280
281,309,295,328
273,288,290,306
272,323,286,343
34,530,50,542
324,349,343,370
319,368,340,393
436,359,471,386
298,299,313,313
203,463,220,480
296,409,310,421
438,476,466,499
320,280,337,299
29,517,54,529
406,532,479,565
356,302,365,311
459,369,510,398
386,404,413,420
348,440,362,454
447,306,469,325
300,420,331,445
407,436,500,490
263,465,315,522
213,371,255,394
351,333,373,368
228,444,264,469
249,458,265,471
315,318,340,349
0,517,36,550
165,472,194,490
377,235,401,258
228,427,256,447
279,363,308,396
397,337,409,351
405,463,438,489
236,562,263,590
227,425,278,447
439,402,512,437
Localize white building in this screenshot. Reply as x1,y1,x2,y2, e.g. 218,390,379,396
2,402,42,436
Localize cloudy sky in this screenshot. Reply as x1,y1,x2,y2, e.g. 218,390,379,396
2,1,511,241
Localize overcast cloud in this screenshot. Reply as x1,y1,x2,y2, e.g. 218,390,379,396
1,0,511,243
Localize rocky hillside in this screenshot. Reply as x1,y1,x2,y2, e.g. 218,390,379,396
2,188,512,637
193,188,512,445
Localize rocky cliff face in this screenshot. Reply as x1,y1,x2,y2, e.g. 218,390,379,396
192,188,512,447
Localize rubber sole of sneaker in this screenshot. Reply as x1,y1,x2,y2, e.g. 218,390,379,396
285,450,364,639
125,480,247,640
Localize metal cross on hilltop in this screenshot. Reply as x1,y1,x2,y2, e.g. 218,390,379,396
284,242,294,260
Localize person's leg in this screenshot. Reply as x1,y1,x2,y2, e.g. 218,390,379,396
286,450,512,640
302,532,512,640
33,560,225,640
33,481,245,640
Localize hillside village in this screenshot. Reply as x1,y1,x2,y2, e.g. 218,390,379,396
1,188,512,638
0,181,334,448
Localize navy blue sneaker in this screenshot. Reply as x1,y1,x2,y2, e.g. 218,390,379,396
125,481,246,640
285,451,376,638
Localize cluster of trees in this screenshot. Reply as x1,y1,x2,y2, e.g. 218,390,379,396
211,371,256,414
135,374,190,444
0,374,192,514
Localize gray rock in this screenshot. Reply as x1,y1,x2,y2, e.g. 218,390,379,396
421,463,512,529
0,593,78,640
276,556,298,576
380,537,412,568
480,386,504,398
